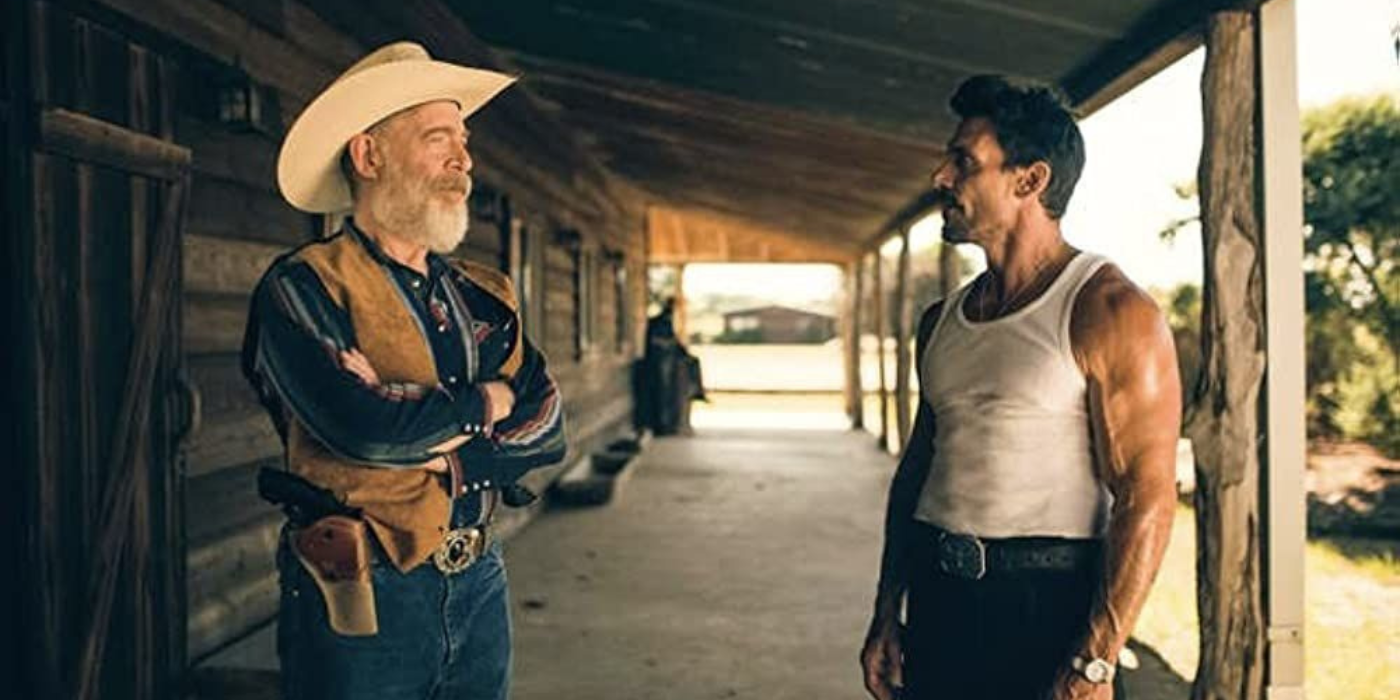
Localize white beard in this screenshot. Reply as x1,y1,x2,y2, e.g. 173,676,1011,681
370,173,470,254
419,199,469,254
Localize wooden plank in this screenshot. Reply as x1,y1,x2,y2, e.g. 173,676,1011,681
183,233,283,297
185,410,282,479
177,116,281,193
93,0,339,107
187,568,278,661
185,461,280,545
188,174,310,246
184,293,249,355
37,108,190,180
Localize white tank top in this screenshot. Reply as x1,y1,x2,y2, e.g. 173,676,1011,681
914,252,1111,539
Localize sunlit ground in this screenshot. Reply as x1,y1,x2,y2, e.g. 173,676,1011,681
687,344,1400,699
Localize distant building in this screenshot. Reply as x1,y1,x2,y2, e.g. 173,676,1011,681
719,305,836,344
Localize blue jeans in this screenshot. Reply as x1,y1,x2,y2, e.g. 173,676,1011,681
276,506,512,700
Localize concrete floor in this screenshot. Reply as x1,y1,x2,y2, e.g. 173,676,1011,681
207,426,1188,699
508,428,892,700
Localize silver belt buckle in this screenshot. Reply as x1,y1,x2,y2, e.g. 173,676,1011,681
937,531,988,580
433,527,485,575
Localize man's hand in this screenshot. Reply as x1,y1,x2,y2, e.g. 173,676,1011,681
860,616,904,700
481,381,516,424
340,349,380,386
419,455,450,473
1047,670,1113,700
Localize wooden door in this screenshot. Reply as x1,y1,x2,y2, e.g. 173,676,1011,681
15,3,191,699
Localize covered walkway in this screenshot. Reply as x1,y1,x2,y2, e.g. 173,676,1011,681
508,428,1189,700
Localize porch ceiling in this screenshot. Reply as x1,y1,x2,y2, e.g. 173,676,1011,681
448,0,1233,258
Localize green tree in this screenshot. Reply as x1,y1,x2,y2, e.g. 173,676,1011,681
1302,95,1400,454
1160,94,1400,453
1302,95,1400,360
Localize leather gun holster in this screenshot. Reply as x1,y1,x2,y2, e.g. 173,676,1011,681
292,515,378,636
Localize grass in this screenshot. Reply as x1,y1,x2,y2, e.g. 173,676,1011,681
1133,506,1400,700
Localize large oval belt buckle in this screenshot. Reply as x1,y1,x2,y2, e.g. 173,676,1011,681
433,527,481,575
937,532,988,581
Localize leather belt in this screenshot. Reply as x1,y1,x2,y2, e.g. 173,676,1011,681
918,523,1100,581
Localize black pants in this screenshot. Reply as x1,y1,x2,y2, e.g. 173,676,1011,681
903,543,1127,699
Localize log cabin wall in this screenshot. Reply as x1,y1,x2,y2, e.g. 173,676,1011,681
57,0,649,669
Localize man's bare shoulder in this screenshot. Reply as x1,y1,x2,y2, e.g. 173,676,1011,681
1070,263,1173,375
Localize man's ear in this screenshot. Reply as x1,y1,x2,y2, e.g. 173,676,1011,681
1016,161,1052,200
346,132,381,181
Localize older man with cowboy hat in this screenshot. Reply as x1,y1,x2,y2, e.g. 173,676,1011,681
241,42,567,700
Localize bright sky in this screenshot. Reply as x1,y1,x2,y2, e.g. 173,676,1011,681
683,0,1399,301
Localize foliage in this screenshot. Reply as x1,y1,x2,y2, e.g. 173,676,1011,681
1160,95,1399,454
1302,95,1400,359
1158,284,1203,410
1301,95,1400,454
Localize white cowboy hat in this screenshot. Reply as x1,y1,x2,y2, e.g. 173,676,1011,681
277,41,516,213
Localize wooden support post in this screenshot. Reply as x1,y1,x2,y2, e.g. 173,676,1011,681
844,257,866,430
1188,7,1309,699
939,242,960,298
1259,1,1306,696
874,247,889,451
894,226,913,449
673,263,688,341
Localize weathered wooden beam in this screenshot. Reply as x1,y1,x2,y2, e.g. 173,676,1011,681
874,248,889,451
845,257,865,430
893,226,913,446
647,206,854,264
1186,10,1266,700
37,108,191,181
1063,1,1264,115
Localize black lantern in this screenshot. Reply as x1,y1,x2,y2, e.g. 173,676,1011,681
216,72,281,135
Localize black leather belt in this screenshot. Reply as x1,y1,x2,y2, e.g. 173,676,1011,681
916,522,1101,581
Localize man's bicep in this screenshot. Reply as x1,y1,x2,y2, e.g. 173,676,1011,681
1085,290,1182,492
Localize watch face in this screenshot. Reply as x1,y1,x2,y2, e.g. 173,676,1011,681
1085,659,1113,683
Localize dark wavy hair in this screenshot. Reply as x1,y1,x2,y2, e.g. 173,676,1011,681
949,75,1085,219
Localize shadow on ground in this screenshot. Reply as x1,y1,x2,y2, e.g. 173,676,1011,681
1121,638,1191,700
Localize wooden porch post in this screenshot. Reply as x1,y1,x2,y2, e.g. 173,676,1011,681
1188,4,1305,697
1258,0,1306,696
939,242,959,298
674,263,688,341
844,257,866,430
893,226,913,447
874,245,889,451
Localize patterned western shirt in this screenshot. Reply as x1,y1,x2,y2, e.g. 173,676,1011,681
242,220,566,522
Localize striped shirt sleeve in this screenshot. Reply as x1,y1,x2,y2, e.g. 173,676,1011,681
243,260,493,467
456,334,567,484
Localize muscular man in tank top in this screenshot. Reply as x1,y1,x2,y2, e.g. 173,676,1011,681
860,76,1181,700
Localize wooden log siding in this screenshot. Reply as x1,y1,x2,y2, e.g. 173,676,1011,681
64,0,646,665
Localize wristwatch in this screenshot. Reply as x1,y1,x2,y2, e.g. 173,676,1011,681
1071,656,1115,684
